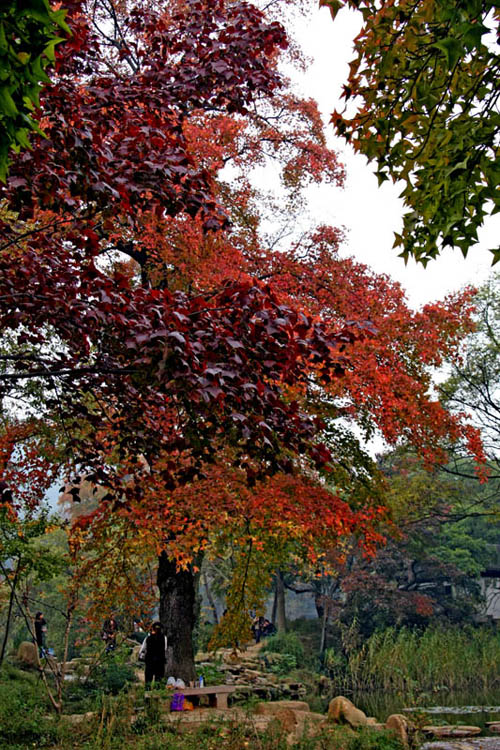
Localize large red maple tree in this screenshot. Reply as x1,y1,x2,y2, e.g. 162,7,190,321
0,0,484,679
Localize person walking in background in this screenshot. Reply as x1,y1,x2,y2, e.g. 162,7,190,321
101,614,119,653
138,621,168,686
34,612,47,657
251,615,263,644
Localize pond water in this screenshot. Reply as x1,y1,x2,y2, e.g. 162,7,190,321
353,689,500,735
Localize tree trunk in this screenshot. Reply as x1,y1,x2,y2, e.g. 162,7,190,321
271,585,278,625
319,598,328,655
157,552,200,682
275,570,286,633
56,590,76,709
0,559,19,666
202,571,219,624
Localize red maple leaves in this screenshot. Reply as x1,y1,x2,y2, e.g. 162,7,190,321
6,0,287,230
0,0,485,569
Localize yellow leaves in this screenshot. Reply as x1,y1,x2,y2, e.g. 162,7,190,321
422,0,436,24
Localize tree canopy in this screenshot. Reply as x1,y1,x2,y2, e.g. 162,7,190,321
323,0,500,264
0,0,488,676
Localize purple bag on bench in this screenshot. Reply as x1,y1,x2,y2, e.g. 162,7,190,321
170,692,185,711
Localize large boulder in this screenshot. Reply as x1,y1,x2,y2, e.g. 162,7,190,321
386,714,410,748
269,708,297,734
255,700,310,715
255,701,326,745
17,641,38,666
292,710,327,738
327,696,368,728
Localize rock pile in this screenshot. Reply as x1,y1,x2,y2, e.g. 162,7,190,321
194,643,307,702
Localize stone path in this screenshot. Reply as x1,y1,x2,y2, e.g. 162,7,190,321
423,739,500,750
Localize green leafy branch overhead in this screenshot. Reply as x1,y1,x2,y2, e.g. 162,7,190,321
323,0,499,264
0,506,67,583
0,0,69,181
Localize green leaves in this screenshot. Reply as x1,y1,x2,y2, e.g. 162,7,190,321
431,38,463,69
441,272,500,456
0,86,18,117
0,0,69,181
0,506,67,584
330,0,500,264
319,0,343,21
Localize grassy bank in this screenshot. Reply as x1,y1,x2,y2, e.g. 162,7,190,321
0,663,403,750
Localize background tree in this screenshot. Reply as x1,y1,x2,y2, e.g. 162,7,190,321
0,504,66,666
441,272,500,478
323,0,500,264
320,449,499,641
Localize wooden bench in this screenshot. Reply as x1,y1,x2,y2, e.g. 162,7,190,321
174,684,237,710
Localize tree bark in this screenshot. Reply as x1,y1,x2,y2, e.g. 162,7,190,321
271,585,278,625
319,598,328,655
157,552,200,682
0,559,19,666
275,570,286,633
202,570,219,624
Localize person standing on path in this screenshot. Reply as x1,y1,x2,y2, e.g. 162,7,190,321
101,615,119,653
34,612,47,657
138,621,168,686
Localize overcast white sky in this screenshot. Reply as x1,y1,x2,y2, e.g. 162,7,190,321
290,5,499,309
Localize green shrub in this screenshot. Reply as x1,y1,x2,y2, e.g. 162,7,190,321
261,632,305,663
0,665,58,748
91,659,135,695
194,621,215,653
348,728,404,750
63,678,101,713
264,652,297,675
293,726,403,750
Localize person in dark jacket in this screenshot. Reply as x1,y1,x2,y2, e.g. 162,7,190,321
34,612,47,657
101,615,119,653
138,621,168,686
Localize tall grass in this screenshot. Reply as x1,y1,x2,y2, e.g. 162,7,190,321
340,625,500,693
